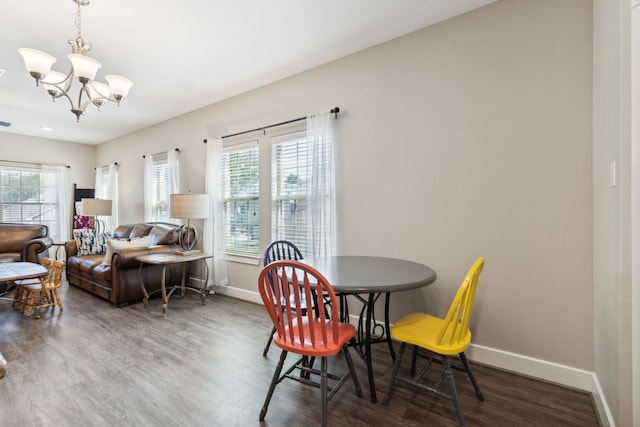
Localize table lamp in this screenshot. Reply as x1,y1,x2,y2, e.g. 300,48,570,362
81,198,112,233
170,193,209,255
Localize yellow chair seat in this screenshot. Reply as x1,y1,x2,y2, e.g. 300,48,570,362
392,312,471,356
383,257,485,427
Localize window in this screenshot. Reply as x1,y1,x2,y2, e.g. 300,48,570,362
209,112,335,261
0,162,68,242
95,168,111,201
144,150,179,223
220,140,260,255
271,132,311,254
151,153,170,221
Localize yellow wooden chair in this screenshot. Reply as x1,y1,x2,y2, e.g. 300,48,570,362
23,259,65,318
382,257,485,427
13,257,52,311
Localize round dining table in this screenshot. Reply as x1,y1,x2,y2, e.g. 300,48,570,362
300,256,437,402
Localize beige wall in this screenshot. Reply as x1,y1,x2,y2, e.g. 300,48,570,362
98,0,594,370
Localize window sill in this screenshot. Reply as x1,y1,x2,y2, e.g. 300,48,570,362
225,253,261,266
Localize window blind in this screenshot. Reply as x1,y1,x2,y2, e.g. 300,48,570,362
221,140,260,255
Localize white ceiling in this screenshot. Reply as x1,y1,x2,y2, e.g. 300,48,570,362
0,0,496,145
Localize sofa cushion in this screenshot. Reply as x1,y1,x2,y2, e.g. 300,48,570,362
130,224,154,239
112,224,134,240
148,226,178,246
101,236,151,265
73,230,110,256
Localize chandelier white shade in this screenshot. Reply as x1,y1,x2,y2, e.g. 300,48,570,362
17,0,133,122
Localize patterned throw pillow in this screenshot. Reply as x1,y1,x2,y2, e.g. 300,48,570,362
73,230,110,256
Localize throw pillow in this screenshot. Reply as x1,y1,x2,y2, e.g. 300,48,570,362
73,230,110,256
101,235,151,265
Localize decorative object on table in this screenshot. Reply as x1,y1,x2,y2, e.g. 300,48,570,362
17,0,133,122
81,198,112,233
170,193,209,255
261,240,304,356
258,260,362,427
382,257,486,427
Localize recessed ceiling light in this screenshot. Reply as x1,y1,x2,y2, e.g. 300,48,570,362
40,126,54,132
0,68,5,78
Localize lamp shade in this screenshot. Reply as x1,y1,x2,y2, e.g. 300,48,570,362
170,194,209,219
105,74,134,99
18,48,56,79
82,198,112,216
68,53,101,81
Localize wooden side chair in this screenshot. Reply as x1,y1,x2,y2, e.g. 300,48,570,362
13,257,52,311
23,259,65,318
258,260,362,427
382,257,485,427
262,240,304,356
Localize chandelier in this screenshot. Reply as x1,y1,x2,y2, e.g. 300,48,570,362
18,0,133,122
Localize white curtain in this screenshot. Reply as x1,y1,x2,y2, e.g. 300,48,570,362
167,149,181,225
107,165,118,231
43,164,70,243
204,138,228,287
94,164,118,232
306,112,336,257
143,155,154,222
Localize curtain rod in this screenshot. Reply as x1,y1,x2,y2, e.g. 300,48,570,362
94,162,118,170
0,159,70,168
142,148,180,158
204,107,340,142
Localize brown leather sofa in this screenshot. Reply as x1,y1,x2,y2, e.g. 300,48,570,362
0,223,53,264
65,222,186,307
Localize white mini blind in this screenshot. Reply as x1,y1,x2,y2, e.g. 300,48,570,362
151,152,170,221
271,131,312,254
221,140,260,255
0,163,57,231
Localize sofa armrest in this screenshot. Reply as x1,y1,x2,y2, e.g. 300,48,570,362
23,236,53,263
65,240,78,258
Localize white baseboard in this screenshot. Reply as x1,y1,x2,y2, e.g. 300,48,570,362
215,285,614,426
592,374,616,427
465,343,593,390
213,284,263,305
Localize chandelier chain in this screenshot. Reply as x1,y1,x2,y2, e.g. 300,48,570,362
75,0,83,40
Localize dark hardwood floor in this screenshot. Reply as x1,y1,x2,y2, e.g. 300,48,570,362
0,279,600,426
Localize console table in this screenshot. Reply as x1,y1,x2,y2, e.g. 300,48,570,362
136,252,212,316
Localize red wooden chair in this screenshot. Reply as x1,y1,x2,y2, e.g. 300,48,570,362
262,240,305,356
258,260,362,427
